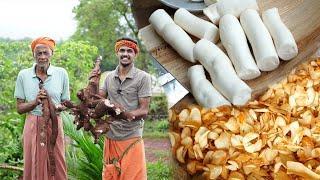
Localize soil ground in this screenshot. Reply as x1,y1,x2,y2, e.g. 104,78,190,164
144,138,170,163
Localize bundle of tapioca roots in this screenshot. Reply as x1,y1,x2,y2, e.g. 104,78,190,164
149,0,298,108
168,58,320,179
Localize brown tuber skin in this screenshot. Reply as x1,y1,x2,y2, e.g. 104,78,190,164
62,56,125,143
39,82,58,176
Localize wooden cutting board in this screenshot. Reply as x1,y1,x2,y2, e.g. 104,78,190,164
138,0,320,104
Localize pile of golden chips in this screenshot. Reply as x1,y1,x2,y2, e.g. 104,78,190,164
168,58,320,179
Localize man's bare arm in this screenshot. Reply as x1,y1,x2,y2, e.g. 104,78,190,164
16,89,47,114
16,98,38,114
123,97,151,121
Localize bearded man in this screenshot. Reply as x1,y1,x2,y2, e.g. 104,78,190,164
92,37,152,180
14,37,69,180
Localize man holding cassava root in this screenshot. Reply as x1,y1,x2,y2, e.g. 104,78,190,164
14,37,69,180
91,37,151,180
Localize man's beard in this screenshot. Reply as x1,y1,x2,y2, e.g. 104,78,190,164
37,62,49,71
120,56,132,67
120,62,131,67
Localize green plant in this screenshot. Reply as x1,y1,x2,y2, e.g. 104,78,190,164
148,94,168,121
52,41,98,101
72,0,153,72
147,160,172,180
63,112,171,180
143,119,168,139
0,110,24,179
156,120,169,132
153,150,170,160
61,112,104,180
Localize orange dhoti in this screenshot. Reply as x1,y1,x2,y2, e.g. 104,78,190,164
102,137,147,180
23,114,67,180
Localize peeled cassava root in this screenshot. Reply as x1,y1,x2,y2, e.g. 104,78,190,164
219,14,260,80
262,7,298,60
193,39,252,106
240,9,279,71
148,9,174,35
203,0,259,24
149,9,196,63
174,8,219,43
169,58,320,179
188,65,230,108
148,5,298,108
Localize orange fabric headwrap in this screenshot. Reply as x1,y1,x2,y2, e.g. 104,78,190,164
31,37,56,52
114,40,139,55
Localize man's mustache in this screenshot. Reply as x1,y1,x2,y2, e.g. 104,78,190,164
121,55,129,59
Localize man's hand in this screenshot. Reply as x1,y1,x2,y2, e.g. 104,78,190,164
34,89,47,105
16,89,49,114
122,111,135,121
55,104,67,112
117,97,150,121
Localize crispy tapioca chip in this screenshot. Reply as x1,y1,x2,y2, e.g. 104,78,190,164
169,58,320,179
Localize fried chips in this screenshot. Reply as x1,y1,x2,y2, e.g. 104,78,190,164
169,58,320,179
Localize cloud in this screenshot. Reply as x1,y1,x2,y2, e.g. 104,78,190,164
0,0,79,40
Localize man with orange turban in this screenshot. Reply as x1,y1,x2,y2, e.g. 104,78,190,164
91,37,151,180
14,37,69,180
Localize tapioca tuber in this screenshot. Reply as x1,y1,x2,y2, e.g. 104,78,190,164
38,81,58,176
62,56,124,143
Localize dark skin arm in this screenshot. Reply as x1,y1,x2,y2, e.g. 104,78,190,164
122,97,151,121
96,76,150,121
16,89,47,114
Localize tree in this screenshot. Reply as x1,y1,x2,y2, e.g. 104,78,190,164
52,40,99,100
72,0,152,72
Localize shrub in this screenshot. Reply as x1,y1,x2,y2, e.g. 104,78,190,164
148,94,168,121
147,160,172,180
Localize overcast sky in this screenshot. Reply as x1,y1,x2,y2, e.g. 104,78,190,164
0,0,79,41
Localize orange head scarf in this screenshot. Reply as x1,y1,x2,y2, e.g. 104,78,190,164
31,37,56,52
114,37,139,55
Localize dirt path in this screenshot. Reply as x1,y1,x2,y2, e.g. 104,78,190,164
144,138,171,163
